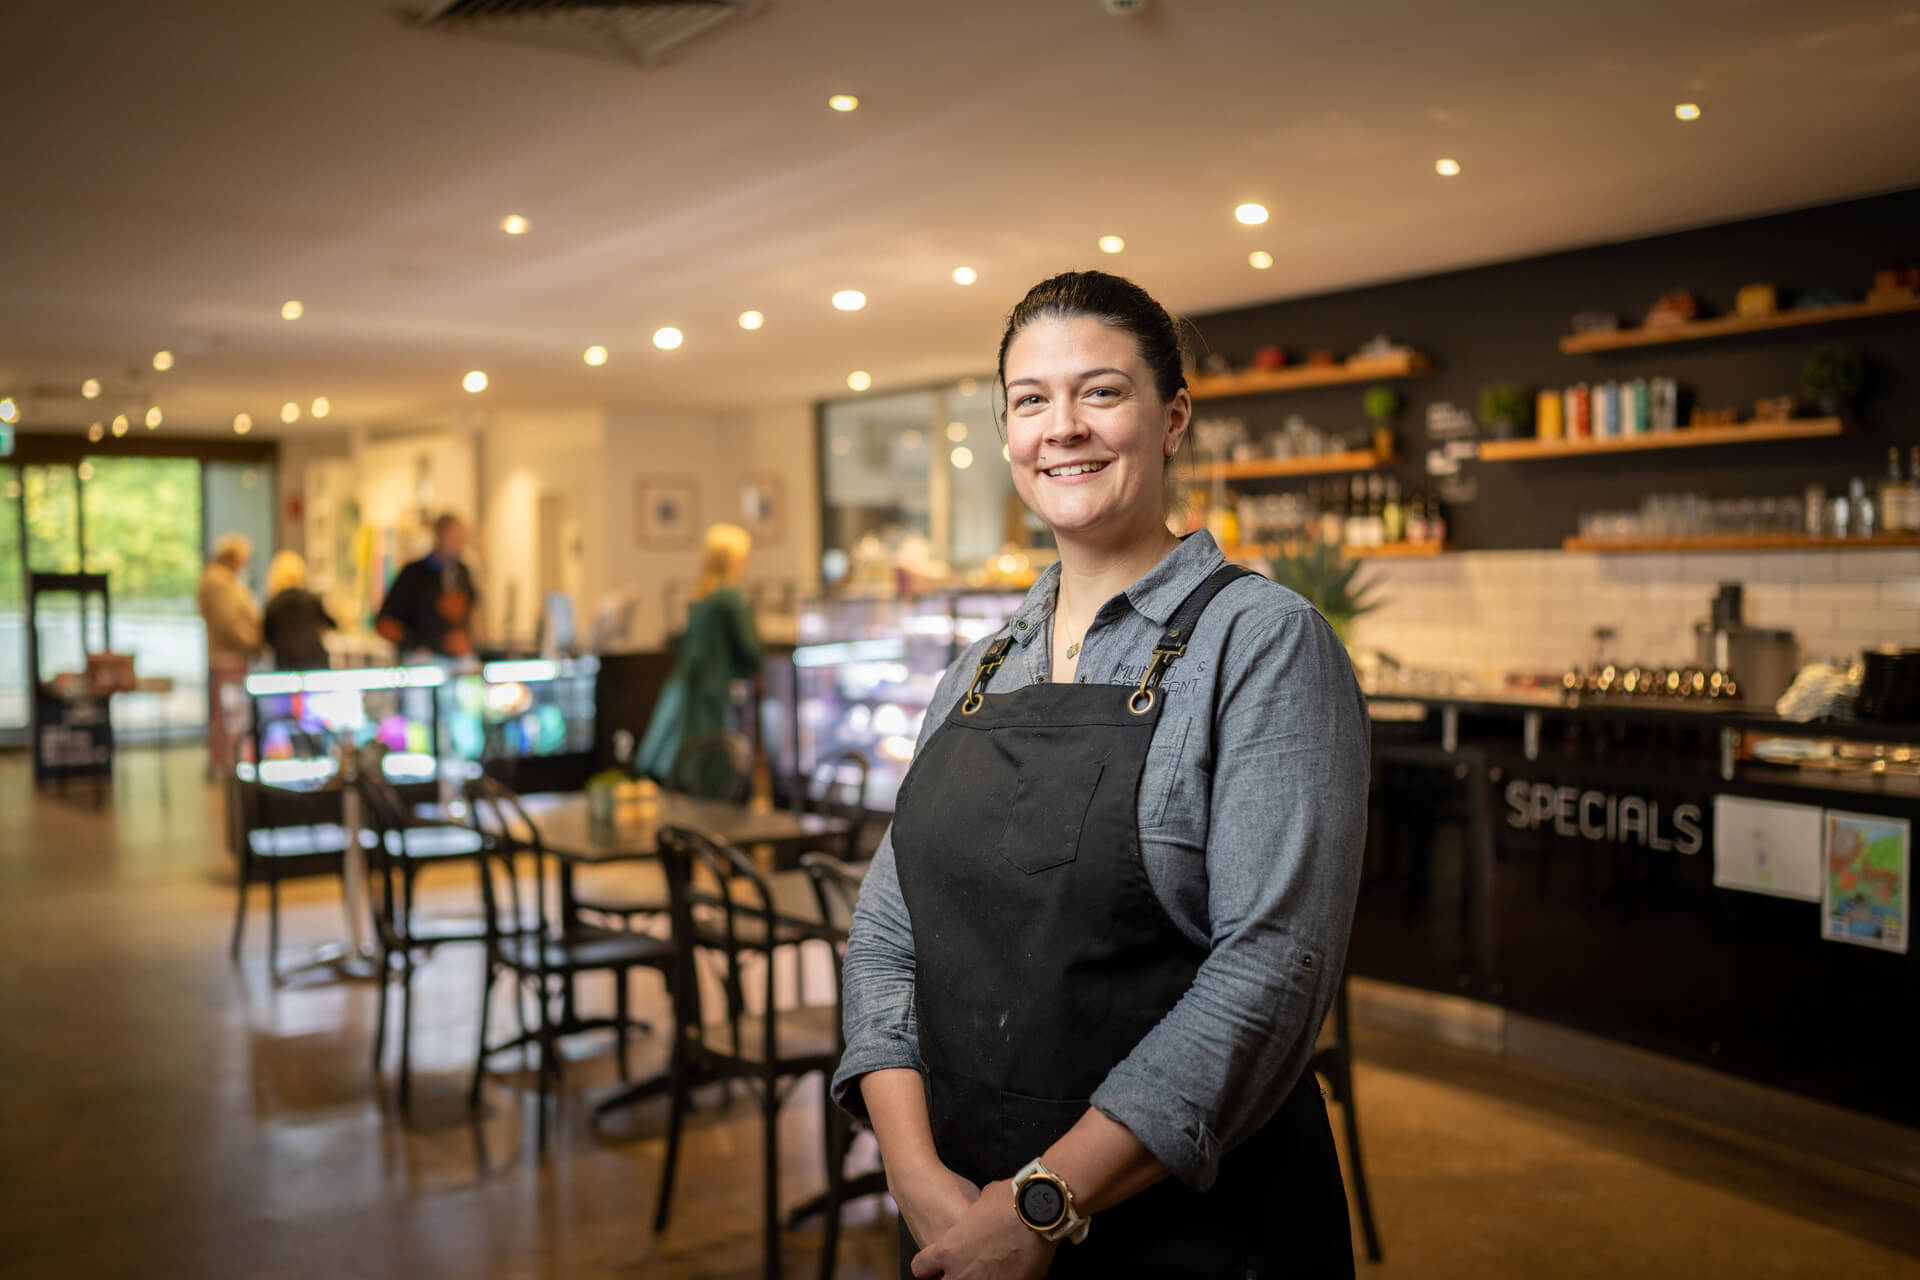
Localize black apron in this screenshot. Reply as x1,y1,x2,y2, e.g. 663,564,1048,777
891,565,1354,1279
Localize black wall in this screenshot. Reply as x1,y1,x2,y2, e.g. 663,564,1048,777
1185,187,1920,550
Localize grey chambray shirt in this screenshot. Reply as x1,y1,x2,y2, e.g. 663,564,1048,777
831,530,1371,1192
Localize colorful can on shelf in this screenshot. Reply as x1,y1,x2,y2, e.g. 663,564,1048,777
1618,380,1640,435
1595,382,1620,437
1536,389,1564,439
1567,383,1591,439
1650,377,1678,431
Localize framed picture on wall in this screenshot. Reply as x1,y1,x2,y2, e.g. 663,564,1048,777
740,474,785,544
636,476,698,547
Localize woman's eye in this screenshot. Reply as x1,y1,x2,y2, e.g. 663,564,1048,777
1015,394,1042,409
1087,387,1119,400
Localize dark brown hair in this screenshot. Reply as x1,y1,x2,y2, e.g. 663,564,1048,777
996,270,1189,405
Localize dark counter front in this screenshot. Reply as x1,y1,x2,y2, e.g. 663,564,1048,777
1355,695,1918,1128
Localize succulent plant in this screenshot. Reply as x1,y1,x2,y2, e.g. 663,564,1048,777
1362,384,1402,425
1268,539,1383,643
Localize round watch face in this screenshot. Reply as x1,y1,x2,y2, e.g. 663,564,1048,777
1019,1179,1065,1229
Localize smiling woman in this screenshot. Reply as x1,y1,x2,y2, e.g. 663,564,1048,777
835,270,1371,1280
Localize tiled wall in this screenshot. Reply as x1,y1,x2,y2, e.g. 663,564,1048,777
1350,549,1920,677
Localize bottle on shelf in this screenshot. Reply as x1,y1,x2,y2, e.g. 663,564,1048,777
1426,492,1449,545
1881,447,1907,534
1364,474,1385,548
1406,492,1428,544
1908,447,1920,533
1850,476,1876,539
1382,477,1405,544
1344,475,1367,549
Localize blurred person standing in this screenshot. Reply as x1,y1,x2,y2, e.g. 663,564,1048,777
634,523,760,793
196,533,261,775
262,550,337,671
376,513,479,661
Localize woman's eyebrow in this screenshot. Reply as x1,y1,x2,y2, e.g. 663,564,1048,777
1005,366,1135,391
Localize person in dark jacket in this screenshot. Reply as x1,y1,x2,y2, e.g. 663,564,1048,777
376,513,479,660
262,551,337,671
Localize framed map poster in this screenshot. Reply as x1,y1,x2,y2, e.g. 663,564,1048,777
1821,810,1909,954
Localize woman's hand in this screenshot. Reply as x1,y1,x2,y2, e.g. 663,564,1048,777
892,1159,981,1253
910,1179,1057,1280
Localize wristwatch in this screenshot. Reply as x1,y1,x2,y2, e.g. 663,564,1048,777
1011,1159,1091,1244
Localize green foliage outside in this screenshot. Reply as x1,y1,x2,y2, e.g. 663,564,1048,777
0,458,205,606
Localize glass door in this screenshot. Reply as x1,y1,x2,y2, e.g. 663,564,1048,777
0,468,24,731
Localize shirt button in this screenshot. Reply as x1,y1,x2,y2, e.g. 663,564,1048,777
1016,621,1027,630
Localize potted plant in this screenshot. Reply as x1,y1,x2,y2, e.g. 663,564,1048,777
1802,347,1866,417
1478,382,1531,439
1362,385,1401,457
1268,539,1383,647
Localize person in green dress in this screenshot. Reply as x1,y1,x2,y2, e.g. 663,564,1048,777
634,522,761,795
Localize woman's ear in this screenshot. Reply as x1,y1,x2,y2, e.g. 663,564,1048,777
1164,388,1193,456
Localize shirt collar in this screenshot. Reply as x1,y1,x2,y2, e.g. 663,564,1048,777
1002,531,1228,648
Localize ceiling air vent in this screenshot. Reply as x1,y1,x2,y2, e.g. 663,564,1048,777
413,0,765,68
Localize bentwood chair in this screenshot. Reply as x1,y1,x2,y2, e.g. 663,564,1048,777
462,776,674,1151
1311,972,1384,1262
353,772,489,1109
229,775,353,980
789,750,869,871
653,825,842,1280
788,852,888,1280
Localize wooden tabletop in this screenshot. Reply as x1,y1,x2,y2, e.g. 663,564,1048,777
512,791,848,863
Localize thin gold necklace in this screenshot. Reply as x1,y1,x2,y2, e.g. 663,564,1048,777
1057,609,1088,661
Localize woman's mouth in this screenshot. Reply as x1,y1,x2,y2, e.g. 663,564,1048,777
1043,461,1109,479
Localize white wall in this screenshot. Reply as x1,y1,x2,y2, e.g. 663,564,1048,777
479,407,607,650
1352,547,1920,679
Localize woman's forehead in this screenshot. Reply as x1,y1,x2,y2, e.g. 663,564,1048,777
1004,314,1145,377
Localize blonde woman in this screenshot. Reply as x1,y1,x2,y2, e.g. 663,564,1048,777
262,550,337,671
634,523,760,792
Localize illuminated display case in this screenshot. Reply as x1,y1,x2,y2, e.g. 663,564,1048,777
791,591,1024,812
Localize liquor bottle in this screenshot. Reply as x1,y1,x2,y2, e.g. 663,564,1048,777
1382,476,1405,543
1344,475,1367,548
1405,492,1427,544
1426,493,1449,545
1364,474,1385,548
1596,382,1620,437
1881,447,1907,534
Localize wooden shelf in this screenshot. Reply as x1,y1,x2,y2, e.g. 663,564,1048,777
1477,418,1844,461
1225,540,1449,561
1559,295,1920,353
1187,351,1429,400
1563,533,1920,553
1184,448,1387,481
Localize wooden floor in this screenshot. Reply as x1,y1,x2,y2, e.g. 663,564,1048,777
4,745,1918,1279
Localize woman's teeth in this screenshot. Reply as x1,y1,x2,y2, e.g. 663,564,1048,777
1045,461,1108,477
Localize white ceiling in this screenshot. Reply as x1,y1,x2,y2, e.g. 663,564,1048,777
4,0,1920,437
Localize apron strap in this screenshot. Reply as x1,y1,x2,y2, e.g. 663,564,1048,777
958,636,1014,715
1128,564,1260,716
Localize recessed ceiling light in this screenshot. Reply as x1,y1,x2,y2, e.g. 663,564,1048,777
463,370,489,393
281,300,303,320
952,267,977,286
1098,235,1125,254
234,413,253,435
584,345,608,366
1235,203,1269,226
832,290,867,312
81,378,101,399
957,377,979,396
1249,251,1274,270
946,421,967,443
144,406,162,429
152,350,174,371
0,398,15,424
950,445,974,470
1435,158,1461,176
1675,103,1701,121
738,310,765,331
828,94,859,112
652,327,684,350
111,416,128,437
501,214,530,236
281,401,301,424
311,396,330,418
846,370,872,391
87,423,104,443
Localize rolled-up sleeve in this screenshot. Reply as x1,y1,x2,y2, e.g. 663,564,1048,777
830,652,980,1121
1089,605,1371,1190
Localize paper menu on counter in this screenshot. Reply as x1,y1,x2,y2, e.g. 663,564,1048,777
1713,796,1822,901
1822,811,1909,955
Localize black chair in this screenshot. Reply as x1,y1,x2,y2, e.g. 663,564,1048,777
354,772,490,1109
462,776,675,1151
228,775,355,980
1311,972,1383,1263
790,751,869,870
653,826,842,1280
786,853,888,1280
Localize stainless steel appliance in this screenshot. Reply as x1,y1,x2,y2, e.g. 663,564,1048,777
1693,583,1798,707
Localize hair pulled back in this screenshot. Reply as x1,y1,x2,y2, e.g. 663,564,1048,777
995,270,1189,406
